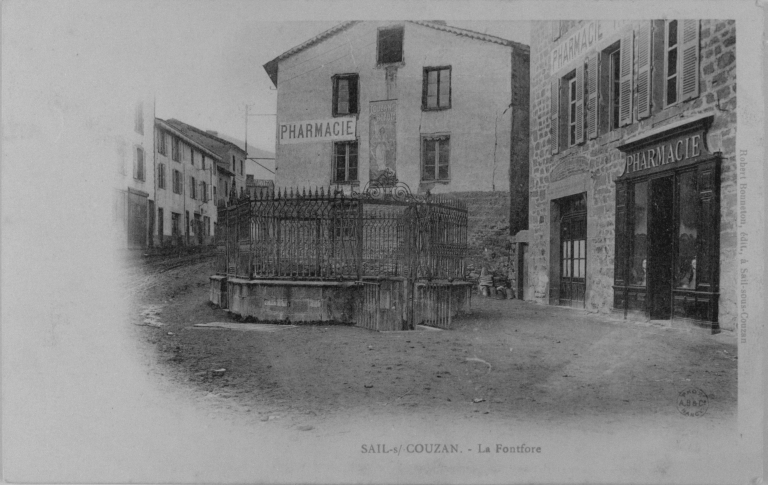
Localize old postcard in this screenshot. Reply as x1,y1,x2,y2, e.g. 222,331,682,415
1,0,765,483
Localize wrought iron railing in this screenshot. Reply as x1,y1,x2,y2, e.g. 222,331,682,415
215,176,467,282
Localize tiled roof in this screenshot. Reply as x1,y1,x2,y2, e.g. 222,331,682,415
165,119,246,156
155,118,221,160
263,20,528,86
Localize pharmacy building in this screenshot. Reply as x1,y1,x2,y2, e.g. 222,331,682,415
527,20,737,331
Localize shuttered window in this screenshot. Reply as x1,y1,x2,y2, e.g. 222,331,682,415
618,29,634,127
636,21,653,119
665,20,700,107
134,147,145,181
585,53,599,139
550,78,560,154
157,163,166,189
574,63,585,144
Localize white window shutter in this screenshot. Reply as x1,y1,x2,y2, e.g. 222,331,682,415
636,21,652,119
618,29,634,127
680,20,700,102
575,62,585,144
550,78,560,154
586,53,599,139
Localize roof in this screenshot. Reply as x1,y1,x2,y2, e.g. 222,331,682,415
165,119,247,157
155,118,222,160
263,21,529,86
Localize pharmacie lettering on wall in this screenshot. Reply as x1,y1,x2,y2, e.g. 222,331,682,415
624,134,708,175
279,117,356,145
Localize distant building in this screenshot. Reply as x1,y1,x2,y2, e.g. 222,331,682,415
527,20,736,332
114,96,155,249
164,119,248,204
245,175,275,198
154,118,221,246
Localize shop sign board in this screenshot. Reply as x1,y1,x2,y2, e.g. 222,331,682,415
623,132,711,175
278,117,356,145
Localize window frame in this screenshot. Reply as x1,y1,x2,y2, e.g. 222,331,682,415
157,163,166,189
332,73,360,116
568,76,578,147
156,129,167,155
190,176,197,200
134,146,145,181
664,19,680,108
377,25,404,66
422,66,452,111
171,137,180,162
332,140,359,183
420,134,451,183
172,169,182,194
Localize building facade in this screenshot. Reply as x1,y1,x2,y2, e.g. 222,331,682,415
154,118,221,246
114,96,156,249
528,20,737,331
264,21,529,203
164,120,248,204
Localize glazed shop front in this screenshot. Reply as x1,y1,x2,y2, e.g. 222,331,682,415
613,115,721,332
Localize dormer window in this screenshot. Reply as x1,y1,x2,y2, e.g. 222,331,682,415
377,26,404,65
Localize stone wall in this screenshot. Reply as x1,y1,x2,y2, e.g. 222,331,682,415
450,191,512,280
528,20,737,329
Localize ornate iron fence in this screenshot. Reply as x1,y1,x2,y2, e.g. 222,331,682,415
215,179,467,282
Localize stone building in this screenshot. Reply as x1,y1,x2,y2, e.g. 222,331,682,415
527,20,736,331
154,118,221,246
263,20,530,277
114,96,156,249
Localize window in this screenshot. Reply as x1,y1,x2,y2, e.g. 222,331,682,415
171,137,180,162
332,74,359,116
224,181,229,197
213,186,217,203
157,163,166,189
240,159,244,175
630,181,648,286
190,176,197,200
663,20,700,107
190,149,196,168
157,129,167,155
609,48,621,130
134,147,145,181
675,171,698,289
423,67,451,110
158,208,164,239
568,76,578,146
232,155,236,172
421,135,450,181
377,26,404,64
201,155,206,170
185,211,190,238
135,102,143,134
333,141,358,183
665,20,679,106
201,181,208,202
172,169,182,194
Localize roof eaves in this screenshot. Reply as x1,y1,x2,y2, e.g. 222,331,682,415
406,20,529,52
155,118,222,160
263,21,360,86
165,119,247,155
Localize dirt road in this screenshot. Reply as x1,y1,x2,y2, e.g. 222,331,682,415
129,255,737,428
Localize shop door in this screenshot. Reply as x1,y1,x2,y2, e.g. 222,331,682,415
648,176,674,319
559,205,586,308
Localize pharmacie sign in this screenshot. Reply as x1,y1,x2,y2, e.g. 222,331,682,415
551,20,631,74
279,117,356,145
623,132,711,175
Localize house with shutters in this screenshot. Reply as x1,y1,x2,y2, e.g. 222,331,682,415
154,118,222,246
526,19,736,332
263,21,530,249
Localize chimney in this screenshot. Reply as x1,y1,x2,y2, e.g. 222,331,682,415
206,130,218,136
